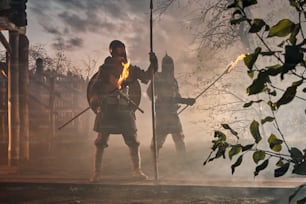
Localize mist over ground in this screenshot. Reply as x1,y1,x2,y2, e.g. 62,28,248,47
15,0,305,191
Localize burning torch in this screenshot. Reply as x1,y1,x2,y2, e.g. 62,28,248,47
116,59,144,113
178,54,246,115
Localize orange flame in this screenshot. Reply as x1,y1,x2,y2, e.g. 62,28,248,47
226,54,246,73
117,59,130,89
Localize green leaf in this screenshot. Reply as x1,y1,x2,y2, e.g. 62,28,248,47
249,18,266,33
266,64,283,76
275,80,303,109
215,143,229,159
250,120,262,143
276,159,284,167
274,162,290,177
260,51,279,56
221,124,239,138
244,47,261,70
267,19,295,38
290,147,304,164
253,150,266,164
277,40,286,48
230,17,249,25
267,134,283,152
268,90,277,96
261,116,275,124
293,161,306,175
254,159,269,176
284,46,304,66
229,145,242,160
243,101,253,108
231,155,243,174
247,70,254,78
242,0,258,8
203,151,213,166
289,24,300,45
242,144,254,152
214,130,227,141
243,100,263,108
247,71,269,95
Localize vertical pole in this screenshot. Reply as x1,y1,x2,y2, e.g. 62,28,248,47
6,51,12,166
19,34,30,160
0,31,10,165
49,76,55,152
9,30,20,165
150,0,159,182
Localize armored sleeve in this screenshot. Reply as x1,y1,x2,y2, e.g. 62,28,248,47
129,65,155,84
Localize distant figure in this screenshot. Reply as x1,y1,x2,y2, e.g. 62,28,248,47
147,54,195,160
34,58,45,83
87,40,158,182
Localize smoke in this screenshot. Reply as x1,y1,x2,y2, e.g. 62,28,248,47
23,1,306,195
27,0,198,70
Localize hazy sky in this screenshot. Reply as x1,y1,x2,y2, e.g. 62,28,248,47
26,0,198,74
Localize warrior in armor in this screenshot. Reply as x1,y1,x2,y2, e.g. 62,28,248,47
88,40,158,182
147,54,195,160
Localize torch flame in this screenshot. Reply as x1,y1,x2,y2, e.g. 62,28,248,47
117,59,130,89
226,54,246,73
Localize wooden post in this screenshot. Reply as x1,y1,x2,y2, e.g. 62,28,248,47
0,62,8,165
49,76,56,152
9,30,20,164
19,34,30,160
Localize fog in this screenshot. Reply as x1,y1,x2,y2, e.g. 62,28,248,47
2,0,305,196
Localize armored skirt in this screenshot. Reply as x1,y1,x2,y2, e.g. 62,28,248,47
93,104,137,134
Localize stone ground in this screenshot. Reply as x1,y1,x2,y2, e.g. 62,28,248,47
0,141,305,203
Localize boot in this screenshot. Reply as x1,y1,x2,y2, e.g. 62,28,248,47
129,146,148,180
90,147,104,182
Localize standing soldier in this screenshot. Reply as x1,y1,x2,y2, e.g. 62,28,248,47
88,40,158,182
34,58,45,82
147,54,195,160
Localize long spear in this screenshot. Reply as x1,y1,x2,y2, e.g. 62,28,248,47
178,54,246,115
150,0,159,182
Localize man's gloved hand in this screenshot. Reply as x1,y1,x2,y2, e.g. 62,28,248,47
149,52,158,72
185,98,196,106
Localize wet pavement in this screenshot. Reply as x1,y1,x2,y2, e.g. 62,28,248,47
0,179,291,204
0,144,305,203
0,170,305,204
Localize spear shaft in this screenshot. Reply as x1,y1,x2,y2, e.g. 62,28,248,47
178,70,228,115
150,0,159,182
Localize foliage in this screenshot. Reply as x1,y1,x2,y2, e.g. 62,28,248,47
29,43,90,78
203,0,305,203
156,0,242,49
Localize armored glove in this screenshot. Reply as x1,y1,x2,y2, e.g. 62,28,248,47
184,98,196,106
176,97,196,106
